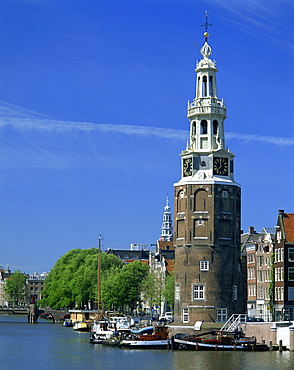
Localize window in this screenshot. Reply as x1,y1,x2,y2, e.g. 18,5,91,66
289,248,294,261
222,190,228,198
182,308,189,323
233,285,237,301
200,138,208,149
200,260,209,271
175,284,180,300
217,308,227,323
288,287,294,300
202,76,207,96
209,76,214,96
288,267,294,281
213,120,218,135
200,120,207,135
193,284,205,300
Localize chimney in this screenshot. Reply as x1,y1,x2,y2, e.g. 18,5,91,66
249,226,255,234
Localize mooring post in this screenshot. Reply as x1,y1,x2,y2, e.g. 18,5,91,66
28,304,38,323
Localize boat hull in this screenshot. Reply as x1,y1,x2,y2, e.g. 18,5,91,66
119,339,171,349
172,338,268,351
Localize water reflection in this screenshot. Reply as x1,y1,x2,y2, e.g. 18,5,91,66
0,315,293,370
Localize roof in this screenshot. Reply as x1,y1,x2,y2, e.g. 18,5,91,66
284,213,294,243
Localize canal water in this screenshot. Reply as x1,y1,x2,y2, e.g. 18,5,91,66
0,314,293,370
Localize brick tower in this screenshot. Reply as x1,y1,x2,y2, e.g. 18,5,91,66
173,17,244,324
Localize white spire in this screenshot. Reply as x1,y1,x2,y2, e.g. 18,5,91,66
160,195,173,241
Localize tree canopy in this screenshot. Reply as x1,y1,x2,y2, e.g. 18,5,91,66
39,248,123,309
101,261,149,312
4,270,28,306
39,248,173,314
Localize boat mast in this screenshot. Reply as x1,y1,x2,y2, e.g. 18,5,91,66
97,234,102,317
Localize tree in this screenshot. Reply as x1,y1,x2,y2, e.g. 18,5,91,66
39,248,123,309
141,271,165,313
101,261,149,312
4,270,28,306
163,272,174,310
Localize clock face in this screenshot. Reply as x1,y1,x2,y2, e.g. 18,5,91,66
183,157,192,177
213,157,228,176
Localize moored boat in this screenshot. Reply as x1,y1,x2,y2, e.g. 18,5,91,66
73,321,90,332
62,318,73,327
172,330,269,351
118,325,171,349
89,319,115,343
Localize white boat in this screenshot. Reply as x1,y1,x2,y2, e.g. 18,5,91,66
108,313,131,332
90,320,114,343
73,321,89,332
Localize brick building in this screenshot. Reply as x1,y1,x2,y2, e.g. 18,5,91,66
274,210,294,320
245,228,275,321
173,23,244,324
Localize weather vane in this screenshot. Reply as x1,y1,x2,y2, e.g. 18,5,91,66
201,11,212,41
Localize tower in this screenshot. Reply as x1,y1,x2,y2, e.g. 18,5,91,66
173,16,244,324
159,196,173,242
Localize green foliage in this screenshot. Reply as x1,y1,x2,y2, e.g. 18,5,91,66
163,272,174,309
39,248,123,309
141,271,165,310
101,261,149,312
4,270,28,306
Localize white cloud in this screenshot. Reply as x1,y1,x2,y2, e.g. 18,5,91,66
1,109,293,146
226,132,294,146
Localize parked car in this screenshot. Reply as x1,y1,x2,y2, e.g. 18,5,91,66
159,312,174,322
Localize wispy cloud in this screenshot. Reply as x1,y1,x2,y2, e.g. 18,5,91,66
1,104,293,146
210,0,294,53
226,132,294,146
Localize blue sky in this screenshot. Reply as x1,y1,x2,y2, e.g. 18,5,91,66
1,0,293,274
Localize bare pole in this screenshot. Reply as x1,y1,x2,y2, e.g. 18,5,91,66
97,234,102,317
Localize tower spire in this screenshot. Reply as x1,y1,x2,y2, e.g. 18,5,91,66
159,195,173,241
201,11,212,42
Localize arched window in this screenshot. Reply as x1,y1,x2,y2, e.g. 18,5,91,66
200,120,207,135
202,76,207,97
194,189,207,211
177,190,185,213
213,120,218,135
209,76,213,96
197,77,201,97
192,121,196,136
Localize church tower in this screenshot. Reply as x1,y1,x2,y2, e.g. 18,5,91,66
159,196,173,242
173,16,244,324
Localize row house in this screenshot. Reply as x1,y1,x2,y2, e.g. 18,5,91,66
244,210,294,322
0,266,12,307
245,228,275,322
274,210,294,320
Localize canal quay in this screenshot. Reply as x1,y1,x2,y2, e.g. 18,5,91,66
1,315,294,370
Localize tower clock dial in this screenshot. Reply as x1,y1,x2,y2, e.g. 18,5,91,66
183,157,193,177
213,157,228,176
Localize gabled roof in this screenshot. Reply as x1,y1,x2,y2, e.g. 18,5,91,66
284,213,294,243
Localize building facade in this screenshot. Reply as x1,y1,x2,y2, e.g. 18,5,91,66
173,25,244,324
245,228,275,322
27,272,48,304
274,210,294,320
